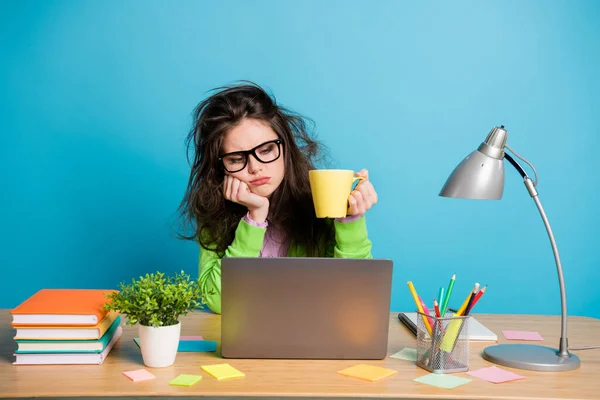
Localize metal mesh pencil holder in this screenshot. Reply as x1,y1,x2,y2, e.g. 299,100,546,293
415,310,470,373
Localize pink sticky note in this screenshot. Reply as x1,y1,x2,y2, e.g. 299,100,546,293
467,366,526,384
502,330,544,341
180,335,203,340
123,369,156,382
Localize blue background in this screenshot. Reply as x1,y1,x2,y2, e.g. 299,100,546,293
2,1,599,318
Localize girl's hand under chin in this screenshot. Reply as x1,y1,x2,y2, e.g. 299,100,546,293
223,175,270,222
347,169,378,216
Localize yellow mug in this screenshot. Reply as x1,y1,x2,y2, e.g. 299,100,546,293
308,169,365,218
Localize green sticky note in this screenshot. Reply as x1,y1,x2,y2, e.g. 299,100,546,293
414,373,471,389
390,348,417,361
169,374,202,386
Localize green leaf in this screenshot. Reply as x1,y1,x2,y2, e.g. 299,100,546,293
103,270,210,328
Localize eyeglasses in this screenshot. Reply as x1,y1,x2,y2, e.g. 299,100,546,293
219,139,283,173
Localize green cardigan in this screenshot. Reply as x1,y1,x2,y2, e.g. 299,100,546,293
198,216,372,314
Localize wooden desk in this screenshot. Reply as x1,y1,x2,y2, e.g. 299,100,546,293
1,310,599,400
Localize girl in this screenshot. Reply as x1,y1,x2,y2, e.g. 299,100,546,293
179,82,378,314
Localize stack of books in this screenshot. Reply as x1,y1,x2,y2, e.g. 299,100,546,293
10,289,123,365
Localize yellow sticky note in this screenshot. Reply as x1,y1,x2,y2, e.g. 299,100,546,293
169,374,202,386
337,364,397,382
201,363,245,380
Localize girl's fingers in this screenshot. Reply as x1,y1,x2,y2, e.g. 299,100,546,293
357,181,376,207
365,182,378,205
230,177,241,201
356,169,369,180
237,180,249,201
348,193,358,215
350,190,366,215
223,176,231,199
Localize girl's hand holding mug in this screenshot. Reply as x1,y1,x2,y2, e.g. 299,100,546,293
347,169,378,216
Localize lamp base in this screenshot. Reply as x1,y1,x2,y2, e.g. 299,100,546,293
482,344,580,372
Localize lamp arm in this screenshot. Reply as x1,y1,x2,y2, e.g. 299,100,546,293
504,153,571,358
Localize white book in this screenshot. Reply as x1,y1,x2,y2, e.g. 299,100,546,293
12,313,100,325
400,312,498,341
13,326,122,365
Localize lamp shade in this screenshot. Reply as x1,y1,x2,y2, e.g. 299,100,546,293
439,126,509,200
439,149,505,200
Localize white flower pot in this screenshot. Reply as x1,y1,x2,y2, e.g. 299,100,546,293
138,321,181,368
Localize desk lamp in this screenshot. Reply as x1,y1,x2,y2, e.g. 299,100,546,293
439,125,580,372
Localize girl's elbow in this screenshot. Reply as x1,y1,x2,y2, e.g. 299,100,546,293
204,291,222,315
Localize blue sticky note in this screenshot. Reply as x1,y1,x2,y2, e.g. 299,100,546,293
178,340,218,352
133,338,217,352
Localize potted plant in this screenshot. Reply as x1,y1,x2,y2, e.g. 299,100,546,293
104,270,207,368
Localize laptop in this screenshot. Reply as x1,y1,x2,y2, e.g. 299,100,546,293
221,257,393,360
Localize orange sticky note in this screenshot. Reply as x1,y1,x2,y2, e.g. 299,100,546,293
337,364,397,382
201,363,245,380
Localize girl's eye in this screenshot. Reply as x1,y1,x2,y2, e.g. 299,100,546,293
259,144,275,154
226,157,244,164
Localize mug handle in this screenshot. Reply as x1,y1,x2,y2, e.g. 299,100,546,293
351,176,365,190
347,176,366,214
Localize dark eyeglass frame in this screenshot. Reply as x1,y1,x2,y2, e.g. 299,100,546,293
219,139,283,173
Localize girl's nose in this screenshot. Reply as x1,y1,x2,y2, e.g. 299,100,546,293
247,155,262,174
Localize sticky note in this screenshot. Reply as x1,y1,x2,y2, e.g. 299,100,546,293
169,374,202,386
122,369,155,382
390,348,417,361
414,373,472,389
179,340,217,352
467,366,526,383
180,335,203,340
133,338,217,352
201,363,245,380
502,330,544,341
337,364,397,382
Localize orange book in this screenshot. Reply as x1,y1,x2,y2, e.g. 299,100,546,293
10,289,117,326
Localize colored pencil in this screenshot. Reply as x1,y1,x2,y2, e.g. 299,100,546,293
407,281,432,335
464,283,480,315
456,287,475,316
440,274,456,315
434,299,441,318
467,285,487,313
419,296,436,330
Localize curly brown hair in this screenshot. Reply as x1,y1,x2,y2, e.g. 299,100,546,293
178,82,333,257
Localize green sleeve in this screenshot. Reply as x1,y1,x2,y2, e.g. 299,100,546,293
198,219,267,314
327,215,373,258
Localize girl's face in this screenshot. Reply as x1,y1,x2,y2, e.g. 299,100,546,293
221,118,285,198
